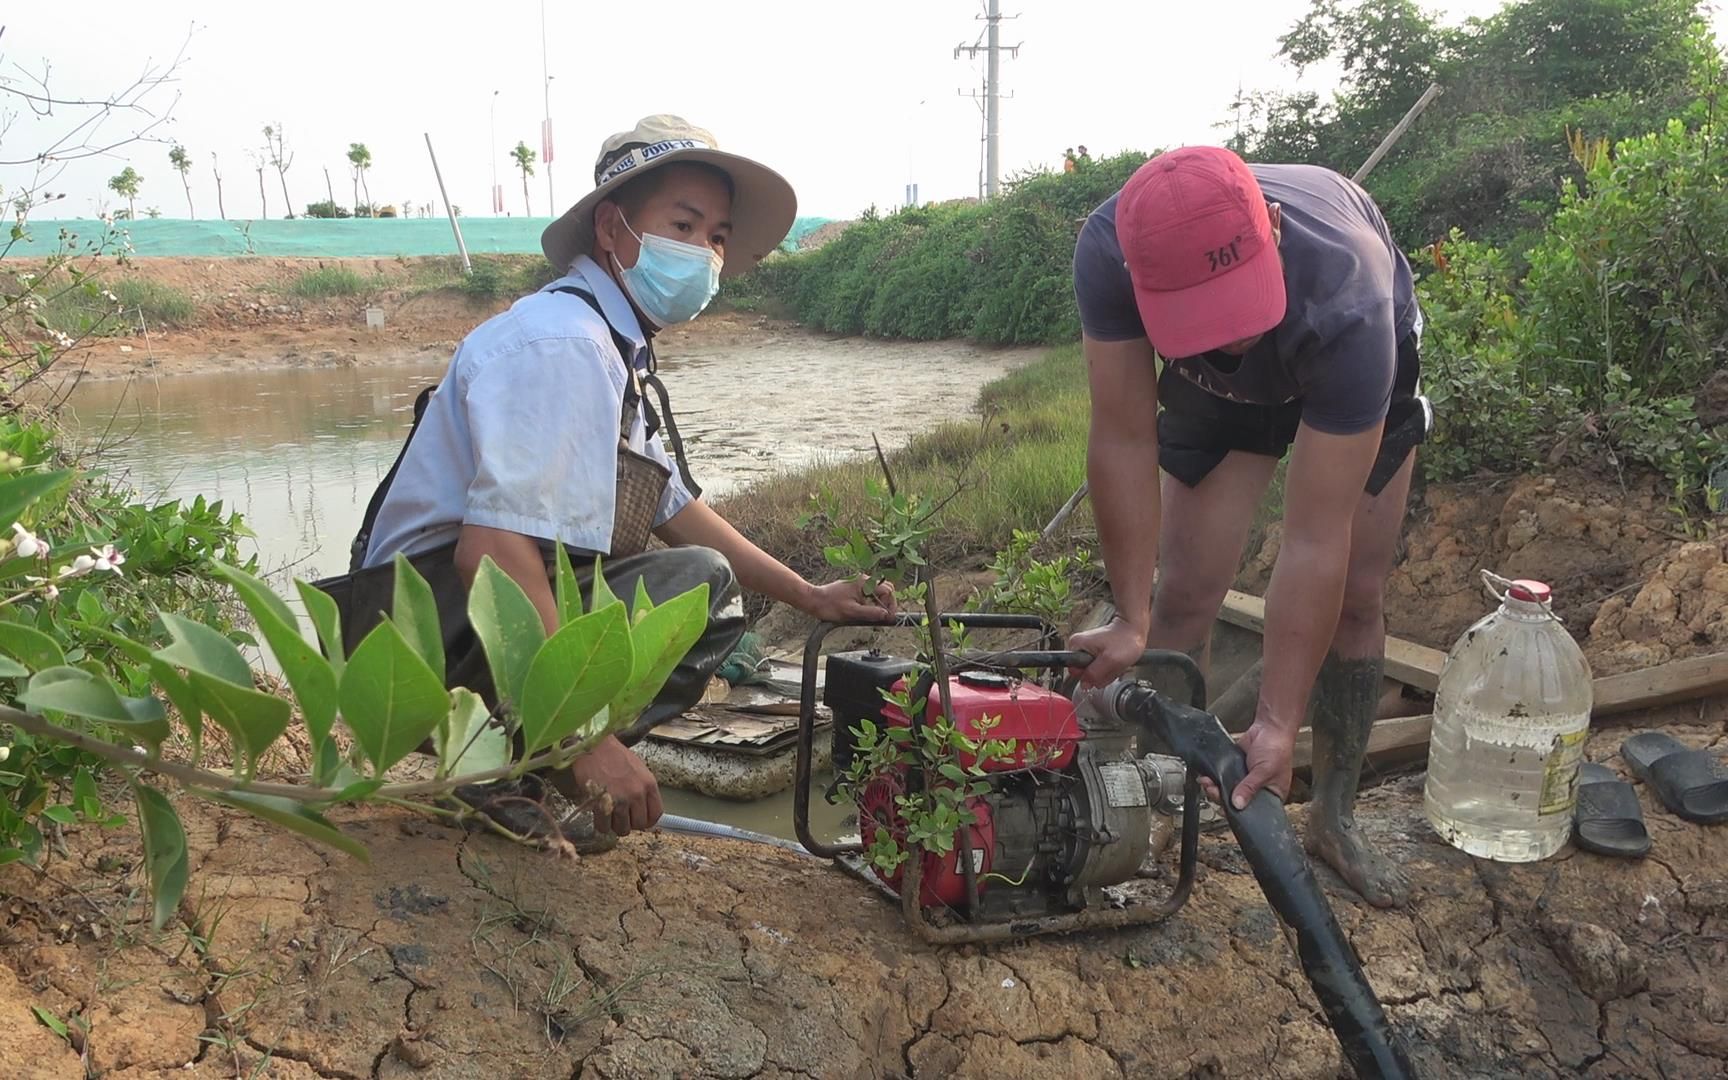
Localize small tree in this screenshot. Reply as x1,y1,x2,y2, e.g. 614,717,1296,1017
168,145,194,219
249,151,269,218
263,123,294,219
512,141,536,217
347,143,374,217
210,152,228,220
107,166,143,220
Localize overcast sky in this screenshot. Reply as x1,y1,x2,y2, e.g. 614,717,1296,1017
3,1,1721,225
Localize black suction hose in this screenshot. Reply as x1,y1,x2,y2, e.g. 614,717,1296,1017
1095,679,1416,1080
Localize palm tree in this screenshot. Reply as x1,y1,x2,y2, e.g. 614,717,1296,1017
347,143,374,216
107,166,143,220
512,141,536,217
168,144,194,219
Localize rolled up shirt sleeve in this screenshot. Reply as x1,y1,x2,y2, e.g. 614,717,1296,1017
459,334,622,552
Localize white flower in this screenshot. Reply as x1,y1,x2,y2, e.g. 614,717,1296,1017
90,545,125,575
51,331,75,349
18,272,34,284
42,584,58,601
67,554,96,575
100,289,117,303
11,522,47,559
22,297,38,311
0,745,9,763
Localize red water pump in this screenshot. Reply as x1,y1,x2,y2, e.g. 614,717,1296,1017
819,647,1187,921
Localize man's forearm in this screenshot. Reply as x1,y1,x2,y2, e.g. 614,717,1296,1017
1258,534,1351,733
656,499,813,608
1089,433,1161,632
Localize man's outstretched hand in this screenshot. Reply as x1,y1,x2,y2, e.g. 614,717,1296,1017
804,576,897,624
1067,616,1148,688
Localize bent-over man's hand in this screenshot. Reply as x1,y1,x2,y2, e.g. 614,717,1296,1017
1202,717,1296,811
804,576,896,623
568,735,662,837
1067,616,1147,688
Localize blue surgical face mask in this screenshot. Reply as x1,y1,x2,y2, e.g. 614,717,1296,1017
613,214,723,328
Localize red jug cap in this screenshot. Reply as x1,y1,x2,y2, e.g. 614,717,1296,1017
1507,579,1552,603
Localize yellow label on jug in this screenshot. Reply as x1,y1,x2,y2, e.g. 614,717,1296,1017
1538,729,1589,815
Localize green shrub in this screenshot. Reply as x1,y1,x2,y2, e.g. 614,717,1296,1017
744,152,1151,347
1410,232,1565,480
459,255,561,301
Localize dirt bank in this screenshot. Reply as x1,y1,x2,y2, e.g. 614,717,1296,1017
3,718,1723,1079
21,256,803,382
1238,471,1721,676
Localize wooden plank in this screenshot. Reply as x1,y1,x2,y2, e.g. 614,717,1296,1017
1592,652,1728,716
1219,590,1447,692
1292,713,1433,772
1289,653,1728,770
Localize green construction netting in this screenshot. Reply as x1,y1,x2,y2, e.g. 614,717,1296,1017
20,215,834,259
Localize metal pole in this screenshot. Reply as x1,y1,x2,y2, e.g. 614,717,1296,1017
985,0,1000,198
490,89,500,216
425,132,472,274
541,0,555,216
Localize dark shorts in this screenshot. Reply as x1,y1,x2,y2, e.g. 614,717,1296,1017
1156,332,1430,498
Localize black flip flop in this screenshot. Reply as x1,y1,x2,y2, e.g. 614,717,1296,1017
1620,732,1728,825
1572,762,1651,858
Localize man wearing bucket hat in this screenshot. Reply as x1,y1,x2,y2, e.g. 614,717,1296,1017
327,116,894,846
1067,146,1430,908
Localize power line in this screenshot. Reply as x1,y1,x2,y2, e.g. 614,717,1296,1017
954,0,1020,199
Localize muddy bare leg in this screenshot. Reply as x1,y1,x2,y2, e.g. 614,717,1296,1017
1305,652,1410,908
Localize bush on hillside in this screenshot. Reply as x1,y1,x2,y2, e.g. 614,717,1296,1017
765,152,1150,346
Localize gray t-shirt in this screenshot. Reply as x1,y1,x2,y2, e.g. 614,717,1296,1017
1073,163,1417,435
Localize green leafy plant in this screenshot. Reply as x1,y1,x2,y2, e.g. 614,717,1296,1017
801,457,1033,879
0,458,711,922
966,528,1099,629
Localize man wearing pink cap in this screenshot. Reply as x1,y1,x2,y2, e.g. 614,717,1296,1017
1069,146,1429,908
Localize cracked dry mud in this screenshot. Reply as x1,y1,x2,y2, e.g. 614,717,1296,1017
3,721,1726,1079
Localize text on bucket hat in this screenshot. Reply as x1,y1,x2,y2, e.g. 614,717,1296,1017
540,114,797,279
1116,146,1287,359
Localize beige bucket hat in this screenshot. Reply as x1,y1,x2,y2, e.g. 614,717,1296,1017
541,114,797,279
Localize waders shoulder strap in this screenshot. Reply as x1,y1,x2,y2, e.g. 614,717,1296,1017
349,384,435,573
548,286,703,500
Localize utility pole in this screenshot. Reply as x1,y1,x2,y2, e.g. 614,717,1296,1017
954,0,1020,199
540,0,555,216
490,89,502,215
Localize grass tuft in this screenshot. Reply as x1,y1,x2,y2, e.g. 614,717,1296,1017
287,266,372,298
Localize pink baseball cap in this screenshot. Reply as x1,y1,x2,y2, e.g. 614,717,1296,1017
1117,146,1287,359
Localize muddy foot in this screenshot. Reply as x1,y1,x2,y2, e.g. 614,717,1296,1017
1305,819,1410,909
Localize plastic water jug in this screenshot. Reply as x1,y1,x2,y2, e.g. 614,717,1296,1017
1423,572,1594,862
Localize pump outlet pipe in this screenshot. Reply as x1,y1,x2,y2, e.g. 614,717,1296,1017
1082,677,1417,1080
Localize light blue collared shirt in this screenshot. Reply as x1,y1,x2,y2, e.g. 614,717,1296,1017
361,255,694,567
